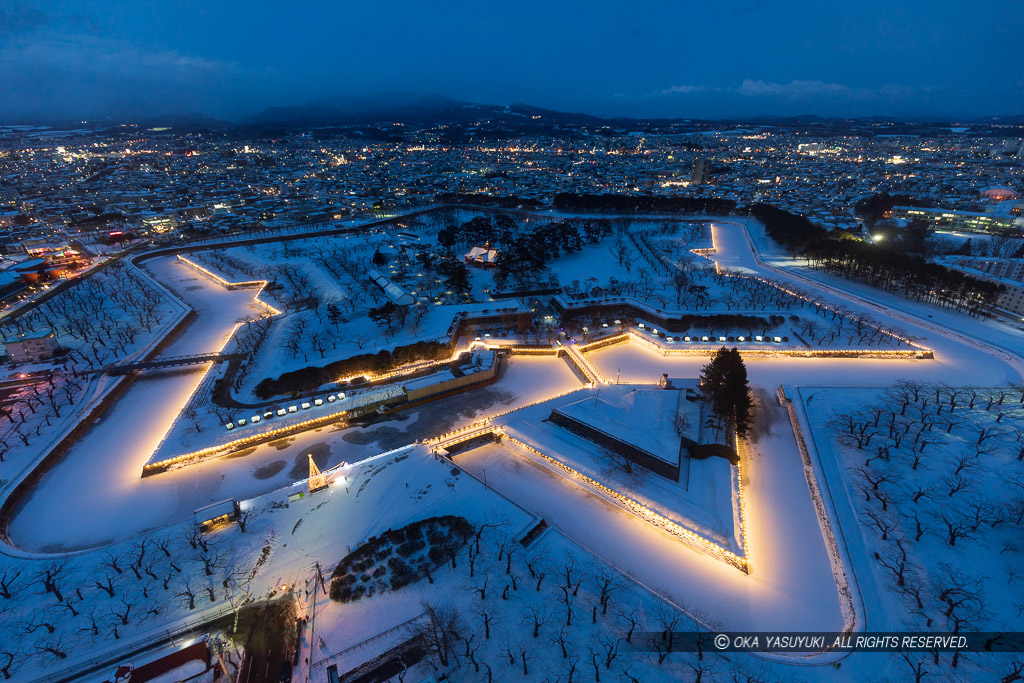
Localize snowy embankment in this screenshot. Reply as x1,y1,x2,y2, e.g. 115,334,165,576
492,387,739,555
738,218,1024,377
0,259,194,557
793,384,1024,682
5,256,267,552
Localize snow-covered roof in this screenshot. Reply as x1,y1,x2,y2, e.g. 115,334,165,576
464,244,499,263
553,388,698,464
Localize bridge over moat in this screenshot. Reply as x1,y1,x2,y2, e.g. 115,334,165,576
101,352,248,375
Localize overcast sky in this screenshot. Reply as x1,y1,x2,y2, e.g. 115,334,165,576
2,0,1021,122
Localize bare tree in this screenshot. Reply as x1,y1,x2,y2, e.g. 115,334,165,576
94,574,116,598
594,567,623,616
32,638,68,662
112,597,132,626
522,605,550,638
0,569,20,599
34,561,67,602
0,646,18,680
877,539,915,588
616,606,642,644
177,581,197,610
409,601,461,669
526,554,548,592
550,626,573,659
101,549,124,575
471,603,494,640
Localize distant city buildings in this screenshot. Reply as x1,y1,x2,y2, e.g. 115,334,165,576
890,206,1020,234
0,119,1021,249
941,256,1024,316
0,185,19,206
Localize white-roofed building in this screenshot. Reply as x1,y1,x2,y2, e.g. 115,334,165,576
464,243,499,268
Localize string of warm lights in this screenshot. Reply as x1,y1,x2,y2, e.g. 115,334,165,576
424,383,589,447
695,228,931,353
562,343,605,383
143,319,245,471
144,407,353,475
734,430,750,566
176,255,282,316
501,432,748,573
139,256,291,474
577,333,630,353
500,346,560,355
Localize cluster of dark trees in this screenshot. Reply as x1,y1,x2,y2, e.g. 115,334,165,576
437,214,615,289
438,215,518,249
253,340,450,398
437,214,612,257
554,193,736,215
854,192,934,225
750,204,1002,313
436,193,543,210
436,256,471,298
497,221,587,282
804,240,1002,311
70,210,127,229
699,347,753,440
749,204,830,252
329,516,473,601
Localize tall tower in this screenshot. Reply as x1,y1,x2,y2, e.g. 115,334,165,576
691,157,711,185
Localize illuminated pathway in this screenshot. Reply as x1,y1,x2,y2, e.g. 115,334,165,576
4,217,1022,578
3,212,1023,683
6,255,580,551
709,221,1022,383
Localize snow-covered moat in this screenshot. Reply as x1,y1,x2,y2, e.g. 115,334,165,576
8,256,582,551
2,216,1022,682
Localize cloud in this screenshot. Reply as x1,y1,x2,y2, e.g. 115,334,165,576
0,0,53,35
736,79,854,98
0,32,247,119
657,84,715,95
650,79,916,102
1,33,239,79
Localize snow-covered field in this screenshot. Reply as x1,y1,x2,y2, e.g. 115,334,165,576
795,383,1024,680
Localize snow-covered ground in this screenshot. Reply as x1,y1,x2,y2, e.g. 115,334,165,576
4,210,1024,681
9,344,580,551
492,385,738,554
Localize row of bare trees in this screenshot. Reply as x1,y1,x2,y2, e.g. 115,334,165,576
830,380,1024,676
0,509,261,680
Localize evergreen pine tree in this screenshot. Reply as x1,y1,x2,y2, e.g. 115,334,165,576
699,347,754,440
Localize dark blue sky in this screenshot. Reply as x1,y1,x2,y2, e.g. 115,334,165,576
2,0,1021,121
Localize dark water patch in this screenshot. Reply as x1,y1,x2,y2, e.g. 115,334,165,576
253,460,287,480
223,446,258,459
